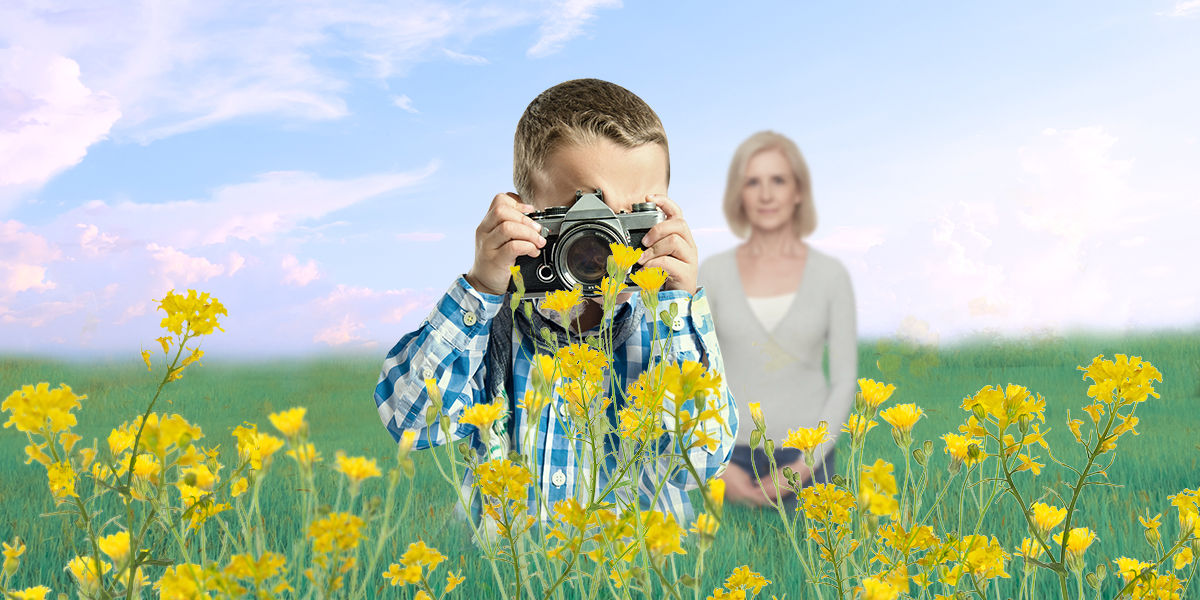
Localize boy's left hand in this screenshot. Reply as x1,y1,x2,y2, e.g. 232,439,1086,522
637,194,698,295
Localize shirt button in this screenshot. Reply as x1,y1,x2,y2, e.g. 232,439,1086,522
463,311,478,326
671,316,685,332
422,367,435,380
551,470,566,487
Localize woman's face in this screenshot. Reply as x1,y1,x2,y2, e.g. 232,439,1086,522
740,149,801,234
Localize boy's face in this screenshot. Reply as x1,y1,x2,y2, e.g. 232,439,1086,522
529,138,668,212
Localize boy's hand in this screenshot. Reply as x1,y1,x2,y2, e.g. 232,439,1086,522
637,194,698,295
465,193,546,295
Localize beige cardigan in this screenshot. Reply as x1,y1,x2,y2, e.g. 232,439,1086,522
698,247,858,463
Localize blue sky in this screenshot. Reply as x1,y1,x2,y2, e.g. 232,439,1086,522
2,1,1198,357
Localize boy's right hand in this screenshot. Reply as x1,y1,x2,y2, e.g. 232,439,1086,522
465,193,547,295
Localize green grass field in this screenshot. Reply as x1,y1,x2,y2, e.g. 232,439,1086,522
2,332,1198,599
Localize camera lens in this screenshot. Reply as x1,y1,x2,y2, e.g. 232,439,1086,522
559,228,615,287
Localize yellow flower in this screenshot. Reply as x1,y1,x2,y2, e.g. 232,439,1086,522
857,576,900,600
857,378,896,411
267,407,307,438
723,565,771,594
383,563,421,586
708,479,725,511
629,266,669,294
961,384,1046,430
224,552,287,586
154,563,208,599
798,483,856,526
308,512,365,554
1078,354,1161,405
542,288,583,316
474,458,532,505
24,443,50,467
1140,513,1162,546
691,513,719,537
748,402,764,428
1015,453,1043,475
66,556,112,596
858,459,899,516
47,461,78,499
3,538,25,576
609,243,643,272
231,477,248,498
142,349,153,371
1114,556,1153,582
600,276,628,300
782,422,829,456
878,403,923,445
334,452,382,486
401,540,446,569
156,289,227,336
132,453,161,481
444,570,465,593
232,424,285,470
287,443,322,468
156,336,172,354
1053,527,1097,557
531,354,558,387
941,432,983,468
517,390,550,415
1016,537,1044,561
842,414,878,445
958,535,1011,580
641,510,686,559
460,400,505,430
97,531,131,566
10,586,51,600
1174,547,1193,570
1031,502,1067,537
555,343,607,384
2,383,85,434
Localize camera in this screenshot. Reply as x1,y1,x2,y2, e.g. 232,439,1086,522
511,189,664,296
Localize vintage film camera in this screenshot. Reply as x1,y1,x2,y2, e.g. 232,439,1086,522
511,189,664,296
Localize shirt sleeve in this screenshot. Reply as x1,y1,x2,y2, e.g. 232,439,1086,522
638,288,740,501
373,276,505,449
812,261,858,467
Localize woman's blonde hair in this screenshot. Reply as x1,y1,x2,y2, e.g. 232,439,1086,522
722,130,815,239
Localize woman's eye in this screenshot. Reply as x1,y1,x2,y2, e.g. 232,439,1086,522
745,178,759,187
772,176,786,185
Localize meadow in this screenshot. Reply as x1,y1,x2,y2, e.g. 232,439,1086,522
2,331,1198,598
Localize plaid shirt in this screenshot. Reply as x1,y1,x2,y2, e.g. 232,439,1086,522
373,276,738,525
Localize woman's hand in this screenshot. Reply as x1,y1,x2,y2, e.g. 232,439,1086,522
720,464,771,506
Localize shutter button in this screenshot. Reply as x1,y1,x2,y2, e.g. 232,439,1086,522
463,311,478,326
551,470,566,487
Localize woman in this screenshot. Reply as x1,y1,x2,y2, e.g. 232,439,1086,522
698,131,857,507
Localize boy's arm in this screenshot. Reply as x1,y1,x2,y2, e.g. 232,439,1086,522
640,287,740,493
373,276,504,449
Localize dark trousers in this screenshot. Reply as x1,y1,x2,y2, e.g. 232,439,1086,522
729,445,836,511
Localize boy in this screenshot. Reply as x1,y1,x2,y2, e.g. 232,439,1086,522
373,79,738,525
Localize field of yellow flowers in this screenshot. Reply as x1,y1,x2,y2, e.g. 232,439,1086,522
1,275,1198,599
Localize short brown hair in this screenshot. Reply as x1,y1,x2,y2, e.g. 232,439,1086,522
514,79,669,201
722,130,816,239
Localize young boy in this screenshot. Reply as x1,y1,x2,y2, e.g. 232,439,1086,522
373,79,738,525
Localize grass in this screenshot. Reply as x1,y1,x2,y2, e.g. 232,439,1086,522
1,331,1198,599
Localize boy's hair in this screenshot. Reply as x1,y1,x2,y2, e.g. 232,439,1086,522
514,78,670,202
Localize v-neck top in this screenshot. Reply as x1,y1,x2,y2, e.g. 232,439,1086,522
698,246,858,456
745,292,796,332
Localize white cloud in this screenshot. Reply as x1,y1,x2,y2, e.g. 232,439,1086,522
0,220,60,294
314,314,367,346
0,47,121,196
442,49,490,65
1159,0,1200,17
527,0,622,58
392,94,418,113
227,252,247,276
282,254,320,286
395,231,446,242
65,165,436,248
77,223,119,256
146,243,226,289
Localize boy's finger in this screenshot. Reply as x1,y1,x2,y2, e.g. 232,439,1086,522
484,220,547,252
479,204,541,235
647,194,682,219
498,239,541,260
639,232,694,265
641,217,695,250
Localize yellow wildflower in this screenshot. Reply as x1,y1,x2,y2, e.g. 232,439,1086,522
708,479,725,511
1078,354,1161,405
1031,502,1067,537
444,571,465,592
24,443,50,467
555,343,607,383
1114,556,1152,582
609,243,643,271
1015,453,1043,475
334,452,382,486
66,556,112,596
1174,547,1193,570
460,400,505,430
156,289,227,336
1140,513,1162,547
642,510,686,559
782,422,829,457
691,513,719,537
1053,527,1097,558
798,483,856,526
231,477,248,498
600,276,628,300
231,424,284,470
723,565,770,594
1016,537,1044,562
748,402,764,429
142,349,153,371
857,576,900,600
97,531,131,566
542,288,583,316
630,266,669,294
878,403,924,445
154,563,208,599
309,512,365,554
267,407,307,438
132,453,161,481
842,414,877,445
383,563,421,585
474,458,532,505
961,384,1045,430
2,383,85,434
531,354,558,387
287,443,322,468
941,432,983,468
859,459,899,516
401,540,446,569
47,461,78,499
10,586,50,600
857,378,896,411
156,336,171,354
518,389,550,415
3,538,24,576
1169,488,1200,535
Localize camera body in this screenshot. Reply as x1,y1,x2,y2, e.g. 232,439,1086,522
512,189,664,296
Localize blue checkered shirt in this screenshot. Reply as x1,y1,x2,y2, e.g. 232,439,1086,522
374,276,738,525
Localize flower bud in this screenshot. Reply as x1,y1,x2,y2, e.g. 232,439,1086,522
913,447,927,467
764,439,774,456
750,430,762,450
972,404,987,422
1085,573,1099,590
1018,415,1031,436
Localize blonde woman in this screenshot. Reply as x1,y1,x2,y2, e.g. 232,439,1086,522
698,131,857,507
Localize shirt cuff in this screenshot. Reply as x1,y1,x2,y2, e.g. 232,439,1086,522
647,287,721,366
424,276,505,352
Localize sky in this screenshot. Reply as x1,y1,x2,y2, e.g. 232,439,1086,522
2,1,1198,358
